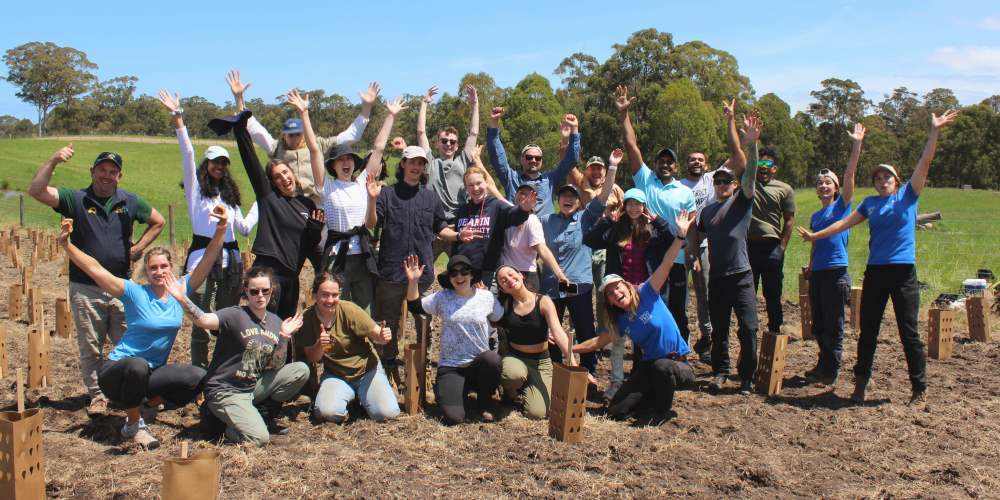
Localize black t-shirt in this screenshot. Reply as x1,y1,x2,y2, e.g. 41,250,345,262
203,306,288,397
698,191,753,278
452,196,529,275
375,182,449,285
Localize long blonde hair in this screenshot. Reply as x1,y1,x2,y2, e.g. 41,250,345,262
603,281,641,337
139,246,173,282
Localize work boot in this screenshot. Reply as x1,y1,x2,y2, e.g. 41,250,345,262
87,394,109,417
199,400,226,439
692,335,712,363
257,401,289,436
850,380,868,403
121,418,159,450
608,392,642,418
907,389,927,407
709,374,727,393
739,380,753,395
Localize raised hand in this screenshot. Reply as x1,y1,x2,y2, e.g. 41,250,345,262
562,113,579,132
373,320,392,345
280,311,304,338
458,225,482,243
286,89,310,113
390,137,407,151
359,81,381,106
722,98,736,120
309,209,326,225
210,204,229,228
366,173,381,199
163,271,187,301
609,148,624,166
157,90,181,113
402,254,425,282
641,206,658,223
50,144,74,165
796,226,817,242
614,85,636,112
226,70,251,98
742,111,763,143
560,123,572,139
490,106,505,126
847,122,867,142
423,85,439,104
674,210,696,237
57,218,73,246
465,84,478,105
932,109,959,130
385,96,408,116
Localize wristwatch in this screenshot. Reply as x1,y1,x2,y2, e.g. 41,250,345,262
171,108,184,117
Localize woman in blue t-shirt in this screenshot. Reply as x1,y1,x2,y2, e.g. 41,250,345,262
799,123,864,385
58,208,228,450
800,110,958,405
574,210,695,424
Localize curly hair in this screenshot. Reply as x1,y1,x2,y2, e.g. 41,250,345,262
197,158,243,208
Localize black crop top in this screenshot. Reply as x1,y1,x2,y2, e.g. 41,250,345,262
497,294,549,347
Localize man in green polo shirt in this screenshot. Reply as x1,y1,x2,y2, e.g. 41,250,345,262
28,145,165,416
748,147,796,338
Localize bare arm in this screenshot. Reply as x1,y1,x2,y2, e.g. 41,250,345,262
723,99,747,175
648,214,692,294
58,219,125,297
780,212,795,252
534,240,567,283
842,123,866,203
910,110,959,195
227,69,251,113
464,85,480,157
186,209,229,291
573,330,615,354
171,280,221,330
740,115,763,199
131,208,165,260
287,90,323,192
539,296,575,365
366,97,407,181
798,210,867,241
29,145,73,208
417,85,437,153
615,85,643,175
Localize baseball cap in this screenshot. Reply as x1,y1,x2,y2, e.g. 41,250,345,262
203,145,230,161
282,118,304,134
401,145,429,161
872,164,901,182
598,274,626,293
520,144,543,156
585,156,606,168
815,169,840,187
93,152,123,169
557,184,580,198
655,147,677,162
623,188,647,205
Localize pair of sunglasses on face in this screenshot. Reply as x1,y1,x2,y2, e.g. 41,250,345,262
247,288,271,297
523,154,543,162
448,267,472,278
440,138,458,145
756,160,776,169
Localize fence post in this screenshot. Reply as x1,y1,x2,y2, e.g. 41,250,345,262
168,204,175,247
18,194,25,228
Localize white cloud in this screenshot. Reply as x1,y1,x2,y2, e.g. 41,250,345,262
980,16,1000,30
928,46,1000,75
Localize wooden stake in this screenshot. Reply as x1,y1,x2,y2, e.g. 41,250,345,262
16,368,24,414
0,328,6,379
27,327,49,389
55,297,73,338
8,283,23,321
798,272,813,341
849,286,862,331
180,441,189,459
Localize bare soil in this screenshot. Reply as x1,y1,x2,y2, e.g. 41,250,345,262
2,237,999,499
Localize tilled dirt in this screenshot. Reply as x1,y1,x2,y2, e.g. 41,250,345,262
1,241,999,498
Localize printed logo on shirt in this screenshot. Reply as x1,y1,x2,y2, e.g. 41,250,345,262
235,327,280,381
456,215,492,237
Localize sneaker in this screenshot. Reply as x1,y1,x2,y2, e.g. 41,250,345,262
818,372,839,386
850,381,867,403
907,389,927,406
739,380,753,395
87,395,109,417
608,393,643,418
604,381,623,401
121,419,160,450
709,374,726,392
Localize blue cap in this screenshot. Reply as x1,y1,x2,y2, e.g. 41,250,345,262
282,118,304,134
623,188,647,205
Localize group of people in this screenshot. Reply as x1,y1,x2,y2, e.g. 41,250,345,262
26,69,960,448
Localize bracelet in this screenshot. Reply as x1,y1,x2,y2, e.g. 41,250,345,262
171,108,184,117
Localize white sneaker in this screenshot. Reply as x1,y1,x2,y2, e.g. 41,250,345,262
121,418,160,450
604,381,623,401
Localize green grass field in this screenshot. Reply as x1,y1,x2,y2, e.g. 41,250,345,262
2,136,998,301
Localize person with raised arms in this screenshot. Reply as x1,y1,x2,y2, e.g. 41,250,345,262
157,90,259,368
798,123,865,385
405,254,504,424
28,144,165,416
310,95,406,313
494,265,575,420
296,272,399,423
486,109,581,215
798,110,959,405
691,108,760,394
168,266,310,446
57,203,226,449
574,210,696,424
499,183,569,292
208,89,325,320
615,85,698,348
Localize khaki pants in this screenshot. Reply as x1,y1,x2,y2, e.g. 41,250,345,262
500,354,552,420
69,282,126,397
205,362,309,446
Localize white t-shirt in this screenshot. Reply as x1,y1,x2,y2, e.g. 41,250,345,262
322,170,369,256
422,289,503,367
680,171,720,249
501,214,544,272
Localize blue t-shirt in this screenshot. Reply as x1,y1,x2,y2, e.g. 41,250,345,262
857,182,919,265
107,276,190,368
810,196,851,270
615,281,691,361
633,165,696,264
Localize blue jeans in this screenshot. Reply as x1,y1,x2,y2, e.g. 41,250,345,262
313,364,400,423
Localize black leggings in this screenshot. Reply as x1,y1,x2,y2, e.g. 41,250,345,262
98,357,206,408
610,358,695,414
855,264,926,392
253,255,300,320
434,351,501,425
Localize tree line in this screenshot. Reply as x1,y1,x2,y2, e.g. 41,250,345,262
4,31,1000,188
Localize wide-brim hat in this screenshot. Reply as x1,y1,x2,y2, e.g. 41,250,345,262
437,254,481,290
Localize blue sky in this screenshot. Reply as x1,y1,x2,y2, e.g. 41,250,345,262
2,0,998,121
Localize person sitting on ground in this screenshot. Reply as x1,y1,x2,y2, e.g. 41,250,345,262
57,205,227,450
573,210,697,424
296,272,399,423
405,254,503,424
495,265,575,419
168,266,310,446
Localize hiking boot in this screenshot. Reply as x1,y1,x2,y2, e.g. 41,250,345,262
907,389,927,406
608,392,643,418
709,374,726,393
850,381,867,403
199,401,226,439
692,336,712,363
803,366,823,380
738,380,753,395
87,395,109,417
257,401,290,436
121,419,159,450
140,402,160,423
604,381,623,401
818,372,839,386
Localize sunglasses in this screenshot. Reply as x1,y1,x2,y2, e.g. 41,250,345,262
440,138,458,145
523,155,543,162
247,288,271,297
713,177,736,185
448,267,472,278
756,160,775,168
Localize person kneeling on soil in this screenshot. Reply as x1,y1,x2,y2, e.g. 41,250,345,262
168,266,310,446
574,211,696,424
58,207,228,450
494,265,575,419
406,254,504,424
295,272,400,423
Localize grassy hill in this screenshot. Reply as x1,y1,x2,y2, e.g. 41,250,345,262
2,136,998,301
